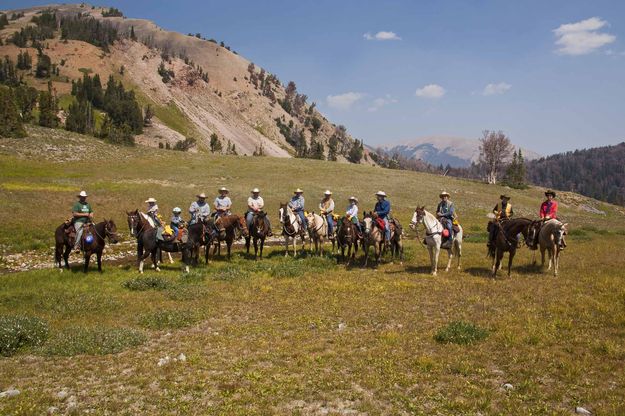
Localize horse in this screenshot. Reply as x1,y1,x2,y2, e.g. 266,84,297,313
389,218,404,264
279,203,306,256
126,210,192,273
305,211,328,256
207,214,249,261
184,221,210,265
410,207,463,276
336,216,358,265
486,217,533,278
54,219,119,273
245,211,270,259
362,212,384,267
537,219,568,276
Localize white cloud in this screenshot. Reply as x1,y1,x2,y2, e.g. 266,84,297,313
363,31,402,41
367,95,398,112
553,17,616,55
326,92,365,110
482,82,512,96
415,84,445,99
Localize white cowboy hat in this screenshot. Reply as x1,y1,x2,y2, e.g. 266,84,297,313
375,191,386,197
324,190,332,195
218,187,229,193
349,196,358,203
77,191,88,197
196,193,207,198
145,197,157,203
173,207,182,213
251,188,260,193
439,191,450,198
294,188,304,193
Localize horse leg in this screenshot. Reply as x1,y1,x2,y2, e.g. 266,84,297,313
547,248,553,271
456,241,462,270
167,252,174,264
83,252,90,273
553,248,559,276
540,248,546,268
245,236,251,254
445,249,453,272
433,245,440,276
97,250,103,273
507,249,515,277
63,245,71,269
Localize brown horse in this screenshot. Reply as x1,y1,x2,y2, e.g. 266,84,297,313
336,216,358,265
207,214,249,260
362,212,384,267
54,219,119,273
389,218,404,264
245,211,270,259
487,217,533,277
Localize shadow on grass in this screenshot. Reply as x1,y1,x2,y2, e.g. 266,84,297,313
464,263,543,278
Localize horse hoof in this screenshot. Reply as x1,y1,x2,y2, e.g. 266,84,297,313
445,268,450,272
155,267,161,272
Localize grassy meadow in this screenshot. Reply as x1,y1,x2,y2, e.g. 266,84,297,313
0,127,624,415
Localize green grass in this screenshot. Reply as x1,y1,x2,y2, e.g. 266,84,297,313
0,126,624,414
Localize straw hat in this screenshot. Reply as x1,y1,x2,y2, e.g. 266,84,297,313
500,194,511,199
375,191,387,197
294,188,304,193
439,191,450,198
218,187,229,193
251,188,260,193
349,196,359,204
173,207,182,213
196,193,207,199
77,191,88,197
145,197,157,203
324,190,332,196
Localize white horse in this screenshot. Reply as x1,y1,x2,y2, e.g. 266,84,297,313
538,219,568,276
410,206,463,275
305,212,328,256
279,203,305,256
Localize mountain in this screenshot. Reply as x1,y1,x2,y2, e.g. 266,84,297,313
527,142,625,206
0,4,369,163
384,136,541,168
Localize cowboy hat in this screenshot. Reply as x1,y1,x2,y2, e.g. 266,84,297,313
77,191,88,197
348,196,358,203
196,193,207,198
218,187,229,193
375,191,386,197
324,190,332,195
439,191,450,198
545,190,556,197
173,207,182,213
294,188,304,193
251,188,260,193
500,194,511,199
145,197,157,203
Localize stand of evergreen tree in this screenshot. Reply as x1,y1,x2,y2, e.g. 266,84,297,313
38,82,59,128
0,86,26,138
65,98,94,135
60,14,118,51
504,149,528,189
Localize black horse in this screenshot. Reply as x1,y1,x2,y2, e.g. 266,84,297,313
54,219,119,273
245,211,270,259
487,217,533,277
336,216,359,265
126,210,192,273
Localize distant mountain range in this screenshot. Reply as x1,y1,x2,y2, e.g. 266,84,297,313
384,136,541,168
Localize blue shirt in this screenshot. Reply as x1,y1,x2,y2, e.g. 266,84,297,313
289,195,305,211
374,199,391,218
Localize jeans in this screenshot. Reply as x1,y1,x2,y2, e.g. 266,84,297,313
246,211,254,229
326,213,334,235
382,218,390,241
74,221,84,249
296,210,307,228
445,219,453,239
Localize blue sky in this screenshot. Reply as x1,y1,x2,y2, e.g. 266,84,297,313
7,1,625,154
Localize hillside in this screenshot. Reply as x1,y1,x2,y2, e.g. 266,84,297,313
527,142,625,206
384,136,540,168
0,4,370,162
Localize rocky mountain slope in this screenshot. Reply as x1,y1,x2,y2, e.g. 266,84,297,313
0,4,369,162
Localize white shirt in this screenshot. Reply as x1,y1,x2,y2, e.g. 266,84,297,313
346,203,358,218
248,196,264,211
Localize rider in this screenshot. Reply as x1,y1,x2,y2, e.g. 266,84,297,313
346,196,361,234
289,188,307,229
436,191,455,247
72,190,93,252
373,191,391,246
247,188,273,236
319,190,335,238
214,187,232,218
488,194,513,248
171,207,186,240
540,190,558,220
189,193,210,225
145,197,161,226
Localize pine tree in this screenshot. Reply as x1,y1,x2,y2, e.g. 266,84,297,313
35,52,52,78
0,85,26,138
13,85,38,122
143,104,154,127
348,139,363,163
66,98,94,134
38,81,58,128
209,133,222,153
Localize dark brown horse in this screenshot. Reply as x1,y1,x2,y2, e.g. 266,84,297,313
336,216,358,265
54,220,119,273
207,214,249,261
389,218,404,264
487,217,533,277
126,210,192,273
245,211,270,259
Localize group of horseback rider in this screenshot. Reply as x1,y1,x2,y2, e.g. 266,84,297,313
66,186,562,253
487,189,562,249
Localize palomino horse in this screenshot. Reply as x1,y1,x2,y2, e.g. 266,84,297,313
207,214,249,260
245,211,270,259
336,216,358,265
410,207,463,276
305,211,329,256
54,220,119,272
126,210,192,273
537,219,568,276
279,203,305,256
362,212,384,267
486,217,533,278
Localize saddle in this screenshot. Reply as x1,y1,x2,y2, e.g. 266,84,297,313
375,218,386,230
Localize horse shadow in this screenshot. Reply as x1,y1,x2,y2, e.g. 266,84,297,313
464,263,543,278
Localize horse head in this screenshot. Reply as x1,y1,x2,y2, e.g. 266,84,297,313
126,209,140,237
237,215,250,238
105,219,119,244
278,203,287,224
411,206,426,228
362,214,373,235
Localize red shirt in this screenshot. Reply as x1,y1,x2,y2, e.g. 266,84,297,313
540,200,558,219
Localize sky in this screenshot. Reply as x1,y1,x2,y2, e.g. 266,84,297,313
6,0,625,155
